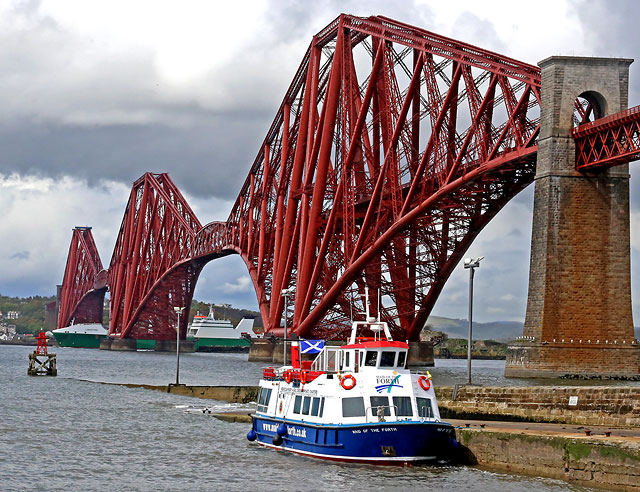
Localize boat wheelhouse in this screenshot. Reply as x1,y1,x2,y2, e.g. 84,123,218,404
247,301,456,465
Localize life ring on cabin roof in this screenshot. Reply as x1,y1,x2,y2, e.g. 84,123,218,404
418,375,431,391
340,374,356,390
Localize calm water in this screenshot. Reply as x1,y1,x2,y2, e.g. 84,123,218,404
1,346,598,491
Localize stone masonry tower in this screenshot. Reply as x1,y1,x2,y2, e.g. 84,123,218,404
505,56,640,379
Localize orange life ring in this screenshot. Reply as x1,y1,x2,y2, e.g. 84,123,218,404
300,370,308,384
418,375,431,391
340,374,356,390
284,370,292,384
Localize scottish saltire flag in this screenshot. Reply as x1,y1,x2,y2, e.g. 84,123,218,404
300,339,325,354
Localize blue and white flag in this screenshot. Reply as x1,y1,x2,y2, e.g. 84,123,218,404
300,339,324,354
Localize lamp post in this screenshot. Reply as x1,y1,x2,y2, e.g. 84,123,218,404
281,288,294,366
174,306,185,386
463,256,484,385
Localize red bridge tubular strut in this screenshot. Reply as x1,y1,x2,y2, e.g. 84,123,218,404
59,14,548,343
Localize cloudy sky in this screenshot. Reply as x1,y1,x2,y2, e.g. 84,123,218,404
1,0,640,323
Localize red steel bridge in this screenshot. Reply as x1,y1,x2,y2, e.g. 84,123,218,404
57,14,640,343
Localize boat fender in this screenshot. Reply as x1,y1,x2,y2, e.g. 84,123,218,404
272,434,283,446
284,370,292,384
340,374,356,390
418,375,431,391
246,429,257,441
300,370,308,384
277,423,288,436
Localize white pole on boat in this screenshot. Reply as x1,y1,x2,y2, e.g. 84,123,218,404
174,306,185,385
281,288,294,365
463,257,483,385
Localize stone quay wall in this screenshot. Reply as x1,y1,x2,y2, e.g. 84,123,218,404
437,386,640,428
456,428,640,491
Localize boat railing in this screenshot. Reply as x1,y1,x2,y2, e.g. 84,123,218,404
365,404,398,423
310,346,341,373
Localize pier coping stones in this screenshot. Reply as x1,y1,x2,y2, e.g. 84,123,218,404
436,386,640,428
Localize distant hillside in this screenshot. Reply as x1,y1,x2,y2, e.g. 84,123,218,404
426,316,523,341
0,295,55,334
428,316,640,342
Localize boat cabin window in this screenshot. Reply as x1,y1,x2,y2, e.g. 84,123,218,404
342,397,365,417
311,397,321,417
311,346,341,372
364,350,378,367
393,396,413,416
302,396,312,415
257,387,272,413
359,351,364,367
369,396,391,416
293,395,302,414
345,351,350,368
380,351,396,367
416,397,434,418
397,351,406,368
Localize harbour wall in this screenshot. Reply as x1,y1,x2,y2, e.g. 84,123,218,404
142,383,640,428
436,386,640,428
456,427,640,491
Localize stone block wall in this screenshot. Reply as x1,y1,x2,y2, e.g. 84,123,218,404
507,56,640,378
436,386,640,427
456,428,640,491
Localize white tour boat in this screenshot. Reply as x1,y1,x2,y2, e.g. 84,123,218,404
246,291,457,464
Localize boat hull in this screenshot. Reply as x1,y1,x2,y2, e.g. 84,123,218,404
188,337,250,352
52,332,106,349
251,415,456,464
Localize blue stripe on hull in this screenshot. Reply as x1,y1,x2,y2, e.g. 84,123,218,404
251,416,456,464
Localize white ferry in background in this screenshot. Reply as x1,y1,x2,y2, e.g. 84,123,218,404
186,305,255,351
52,323,108,348
246,291,457,464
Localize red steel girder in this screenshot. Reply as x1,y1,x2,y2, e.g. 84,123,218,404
203,14,541,340
60,14,544,343
572,104,640,170
58,227,107,329
108,173,202,340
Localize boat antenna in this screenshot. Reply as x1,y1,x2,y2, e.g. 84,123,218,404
377,288,381,322
350,296,353,323
365,286,372,322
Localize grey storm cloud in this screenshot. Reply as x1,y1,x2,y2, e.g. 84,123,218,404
0,117,270,200
9,251,29,260
0,0,437,199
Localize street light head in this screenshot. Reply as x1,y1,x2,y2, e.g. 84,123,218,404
281,287,294,296
464,256,484,269
173,306,184,313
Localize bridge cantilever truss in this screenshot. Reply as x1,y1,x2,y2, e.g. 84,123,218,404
58,227,107,329
211,14,541,340
62,14,640,342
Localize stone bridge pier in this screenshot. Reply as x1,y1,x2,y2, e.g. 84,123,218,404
506,56,640,378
